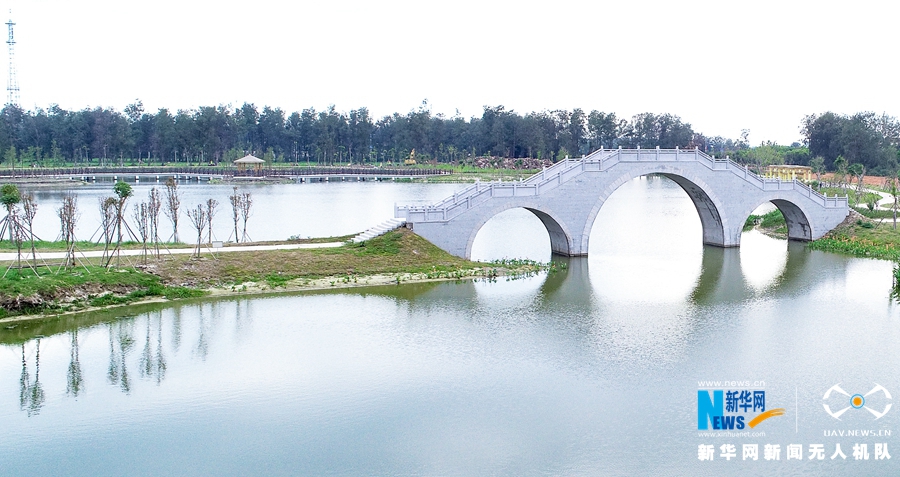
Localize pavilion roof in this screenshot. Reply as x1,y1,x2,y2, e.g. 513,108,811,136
233,154,265,164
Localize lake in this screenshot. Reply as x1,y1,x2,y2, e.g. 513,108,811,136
1,177,898,476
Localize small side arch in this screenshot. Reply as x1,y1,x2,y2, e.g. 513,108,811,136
751,199,813,241
464,203,576,258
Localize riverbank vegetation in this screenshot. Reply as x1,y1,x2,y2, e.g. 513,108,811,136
808,215,900,262
0,228,557,320
818,186,881,208
149,228,556,288
0,265,202,318
743,209,787,237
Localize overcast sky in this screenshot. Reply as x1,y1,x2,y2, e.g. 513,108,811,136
5,0,898,145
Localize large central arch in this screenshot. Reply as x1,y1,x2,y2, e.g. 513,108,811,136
580,166,730,253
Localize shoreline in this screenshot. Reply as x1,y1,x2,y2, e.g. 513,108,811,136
0,229,556,325
0,268,509,326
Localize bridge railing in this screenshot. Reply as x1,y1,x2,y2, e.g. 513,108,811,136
595,148,844,209
396,147,848,222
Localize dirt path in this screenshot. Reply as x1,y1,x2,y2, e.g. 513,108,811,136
0,241,343,262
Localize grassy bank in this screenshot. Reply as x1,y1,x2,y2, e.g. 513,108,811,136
744,208,900,263
808,216,900,261
0,266,203,318
151,228,477,287
0,228,556,320
150,228,557,288
0,235,355,253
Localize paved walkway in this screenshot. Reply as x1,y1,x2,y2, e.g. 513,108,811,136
0,241,343,262
874,189,895,209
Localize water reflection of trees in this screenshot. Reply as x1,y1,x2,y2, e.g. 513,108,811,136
107,320,135,394
194,306,209,360
139,312,167,385
67,330,84,397
19,340,45,416
171,307,182,352
7,296,267,415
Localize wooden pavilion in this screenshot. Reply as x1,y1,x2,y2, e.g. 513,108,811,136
233,154,266,172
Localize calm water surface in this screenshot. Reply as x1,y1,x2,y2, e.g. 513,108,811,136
2,177,898,476
24,180,462,242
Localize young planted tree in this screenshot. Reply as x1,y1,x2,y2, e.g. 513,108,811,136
9,207,24,269
888,171,900,230
240,191,253,242
228,187,241,243
107,181,134,267
99,197,118,262
809,156,825,186
187,204,207,259
132,202,150,264
833,155,848,190
1,183,21,242
113,181,133,246
205,198,218,244
848,163,866,199
147,188,162,257
56,195,79,267
164,178,181,242
20,193,38,269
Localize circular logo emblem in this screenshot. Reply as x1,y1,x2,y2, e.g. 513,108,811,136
823,384,892,420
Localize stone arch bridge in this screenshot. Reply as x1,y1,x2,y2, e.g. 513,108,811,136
394,148,849,259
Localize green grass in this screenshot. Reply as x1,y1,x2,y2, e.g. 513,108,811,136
0,229,558,318
744,209,785,231
0,235,353,252
152,228,548,289
0,265,206,318
853,206,896,219
0,240,187,252
424,169,537,183
808,219,900,261
819,187,879,207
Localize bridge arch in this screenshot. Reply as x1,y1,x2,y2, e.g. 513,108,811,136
580,166,730,252
742,199,814,241
398,148,849,259
465,203,575,259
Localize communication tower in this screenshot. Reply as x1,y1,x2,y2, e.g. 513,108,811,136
6,11,18,106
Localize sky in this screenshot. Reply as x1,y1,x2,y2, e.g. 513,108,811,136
4,0,898,146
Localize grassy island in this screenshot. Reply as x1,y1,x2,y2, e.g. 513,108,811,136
0,228,558,321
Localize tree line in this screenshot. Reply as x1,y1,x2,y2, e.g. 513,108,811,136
0,101,895,173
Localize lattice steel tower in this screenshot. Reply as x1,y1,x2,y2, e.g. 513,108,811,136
5,11,18,106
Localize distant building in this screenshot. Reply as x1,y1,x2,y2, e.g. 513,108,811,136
233,154,265,172
766,164,812,182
